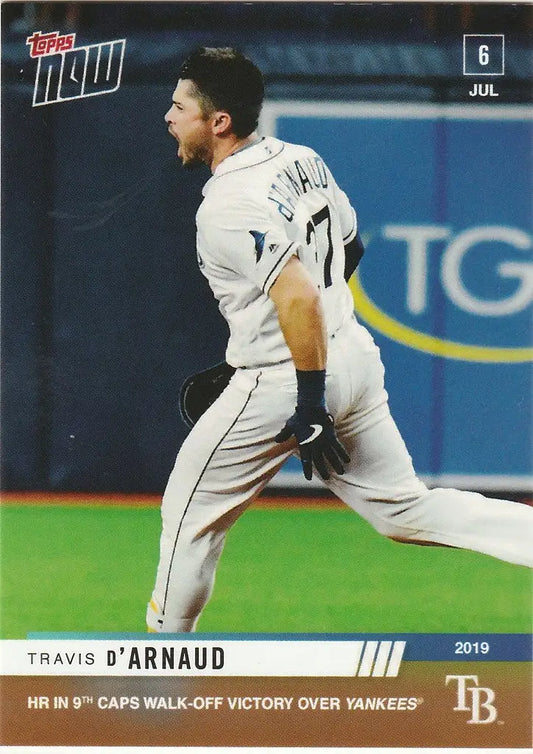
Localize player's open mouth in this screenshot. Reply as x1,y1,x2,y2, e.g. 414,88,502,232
169,130,182,158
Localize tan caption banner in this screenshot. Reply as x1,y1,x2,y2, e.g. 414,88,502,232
1,662,531,748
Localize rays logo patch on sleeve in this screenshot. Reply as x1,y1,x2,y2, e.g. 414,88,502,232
249,230,267,262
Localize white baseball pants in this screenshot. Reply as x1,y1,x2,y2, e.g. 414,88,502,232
147,319,533,632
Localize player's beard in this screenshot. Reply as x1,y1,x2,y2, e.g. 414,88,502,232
178,135,210,169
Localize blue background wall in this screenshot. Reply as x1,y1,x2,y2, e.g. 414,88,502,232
2,84,227,491
275,110,531,481
2,3,531,492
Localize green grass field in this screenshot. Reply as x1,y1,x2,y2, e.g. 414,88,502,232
1,500,531,638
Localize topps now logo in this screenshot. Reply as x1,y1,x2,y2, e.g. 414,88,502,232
446,675,498,724
26,30,125,107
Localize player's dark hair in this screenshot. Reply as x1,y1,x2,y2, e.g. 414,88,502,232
179,47,264,138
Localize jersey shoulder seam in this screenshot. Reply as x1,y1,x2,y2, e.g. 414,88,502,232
211,142,286,182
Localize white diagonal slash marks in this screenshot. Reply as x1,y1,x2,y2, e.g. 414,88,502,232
353,640,406,677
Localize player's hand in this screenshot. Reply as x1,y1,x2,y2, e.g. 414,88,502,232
275,406,350,481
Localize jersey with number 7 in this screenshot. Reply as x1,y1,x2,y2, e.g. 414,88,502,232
196,136,358,369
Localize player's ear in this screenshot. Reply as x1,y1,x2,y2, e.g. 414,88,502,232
211,110,233,136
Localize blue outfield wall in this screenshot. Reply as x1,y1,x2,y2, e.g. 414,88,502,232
1,83,228,492
1,87,531,493
269,103,532,488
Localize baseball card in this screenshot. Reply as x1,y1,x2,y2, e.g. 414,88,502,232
1,1,531,752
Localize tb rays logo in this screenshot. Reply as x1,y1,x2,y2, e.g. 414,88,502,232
351,224,533,362
26,31,125,107
445,675,498,724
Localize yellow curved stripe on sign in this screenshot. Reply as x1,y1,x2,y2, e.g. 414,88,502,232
349,274,533,363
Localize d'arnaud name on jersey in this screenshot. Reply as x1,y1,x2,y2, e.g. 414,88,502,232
268,156,329,222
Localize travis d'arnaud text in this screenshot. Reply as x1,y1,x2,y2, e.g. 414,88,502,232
106,644,225,671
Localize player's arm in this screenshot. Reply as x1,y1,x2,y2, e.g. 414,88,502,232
269,255,349,481
268,255,327,371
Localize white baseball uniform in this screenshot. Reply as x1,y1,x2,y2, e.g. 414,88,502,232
147,136,533,633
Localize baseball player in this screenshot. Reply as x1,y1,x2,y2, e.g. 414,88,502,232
147,47,533,633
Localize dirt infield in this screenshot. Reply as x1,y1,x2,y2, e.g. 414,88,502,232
0,490,529,508
0,490,346,509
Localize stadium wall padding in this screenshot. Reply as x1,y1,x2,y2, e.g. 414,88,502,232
2,84,228,492
272,104,531,488
2,84,531,492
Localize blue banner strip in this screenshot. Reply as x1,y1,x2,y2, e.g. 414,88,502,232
25,632,531,662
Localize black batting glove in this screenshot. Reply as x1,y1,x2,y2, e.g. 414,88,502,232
275,405,350,481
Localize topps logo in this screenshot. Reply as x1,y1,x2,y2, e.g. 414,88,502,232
446,675,498,724
26,31,125,107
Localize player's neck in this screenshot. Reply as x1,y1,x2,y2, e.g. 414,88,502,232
210,132,260,172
